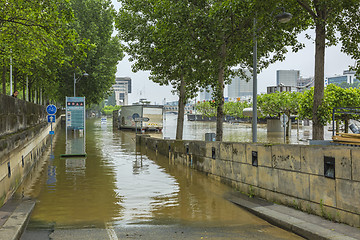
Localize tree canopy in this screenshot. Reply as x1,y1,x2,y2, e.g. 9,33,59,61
1,0,123,106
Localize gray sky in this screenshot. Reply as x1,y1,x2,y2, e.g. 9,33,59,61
112,1,356,104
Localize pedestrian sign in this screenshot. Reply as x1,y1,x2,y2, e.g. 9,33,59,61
46,104,57,115
47,115,56,123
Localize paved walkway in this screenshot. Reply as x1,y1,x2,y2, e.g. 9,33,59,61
0,198,35,240
226,191,360,240
1,192,360,239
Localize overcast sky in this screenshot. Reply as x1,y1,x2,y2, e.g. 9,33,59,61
112,1,356,105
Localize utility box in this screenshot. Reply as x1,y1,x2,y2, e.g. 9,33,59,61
205,133,216,141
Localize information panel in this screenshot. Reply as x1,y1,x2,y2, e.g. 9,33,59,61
66,97,85,130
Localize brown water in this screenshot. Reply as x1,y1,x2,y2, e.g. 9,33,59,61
23,118,303,239
162,113,333,143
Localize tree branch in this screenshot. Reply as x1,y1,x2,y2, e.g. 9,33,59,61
0,17,48,29
296,0,318,19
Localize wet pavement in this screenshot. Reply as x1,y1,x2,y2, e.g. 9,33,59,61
17,118,304,239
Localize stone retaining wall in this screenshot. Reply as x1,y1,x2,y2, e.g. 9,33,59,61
0,94,59,206
137,135,360,227
0,93,46,137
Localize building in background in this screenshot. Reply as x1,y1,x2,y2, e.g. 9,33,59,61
276,70,300,87
297,76,314,92
108,77,132,106
326,70,359,87
199,87,213,101
227,70,252,101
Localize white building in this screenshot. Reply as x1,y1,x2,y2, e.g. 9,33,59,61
199,87,213,101
227,70,252,101
276,70,300,87
111,77,132,106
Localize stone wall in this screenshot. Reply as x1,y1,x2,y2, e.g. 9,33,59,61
137,135,360,227
0,94,58,206
0,93,46,137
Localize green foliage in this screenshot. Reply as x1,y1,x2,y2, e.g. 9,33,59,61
298,88,314,121
101,105,121,116
258,91,301,118
195,100,251,118
335,81,360,89
224,101,252,118
0,0,123,105
195,101,217,117
56,0,124,105
298,84,360,125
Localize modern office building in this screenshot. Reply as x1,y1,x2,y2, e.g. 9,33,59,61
108,77,132,106
228,70,252,101
297,77,314,91
276,70,300,87
326,70,359,86
199,87,213,101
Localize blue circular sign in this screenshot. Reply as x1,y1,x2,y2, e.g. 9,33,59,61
132,113,140,120
46,105,57,115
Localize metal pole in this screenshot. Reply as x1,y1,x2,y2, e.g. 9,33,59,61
332,108,335,136
283,115,286,144
10,49,12,95
26,76,29,101
74,73,76,97
252,18,258,143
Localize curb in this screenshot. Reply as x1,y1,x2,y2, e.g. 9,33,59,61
0,199,35,240
226,193,358,240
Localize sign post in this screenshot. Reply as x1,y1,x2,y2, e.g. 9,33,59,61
65,97,86,156
46,104,57,159
280,113,289,143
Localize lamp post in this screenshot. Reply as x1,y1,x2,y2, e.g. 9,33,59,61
252,10,292,143
74,72,89,97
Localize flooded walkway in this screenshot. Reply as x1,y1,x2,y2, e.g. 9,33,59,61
21,118,303,239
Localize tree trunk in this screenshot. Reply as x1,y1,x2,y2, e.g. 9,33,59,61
312,21,326,140
13,69,17,92
215,43,226,141
176,75,186,140
345,119,349,133
2,64,6,94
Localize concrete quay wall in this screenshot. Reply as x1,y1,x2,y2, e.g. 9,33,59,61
0,94,59,206
0,93,46,138
137,135,360,227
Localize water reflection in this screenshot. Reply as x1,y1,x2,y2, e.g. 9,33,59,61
27,120,121,228
24,119,302,239
161,113,332,144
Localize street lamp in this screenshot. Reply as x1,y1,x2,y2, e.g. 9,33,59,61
74,72,89,97
252,10,292,143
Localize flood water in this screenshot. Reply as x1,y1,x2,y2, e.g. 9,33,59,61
162,113,333,143
21,118,303,239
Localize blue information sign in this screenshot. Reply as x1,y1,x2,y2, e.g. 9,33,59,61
49,131,55,135
66,97,85,130
47,115,56,123
46,105,57,115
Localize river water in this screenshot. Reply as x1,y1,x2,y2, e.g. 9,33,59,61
21,117,303,239
161,113,332,143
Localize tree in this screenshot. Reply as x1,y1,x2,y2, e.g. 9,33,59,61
116,0,212,140
0,0,75,97
324,84,360,133
56,0,124,105
184,0,307,141
257,91,301,118
294,0,360,140
224,101,252,119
